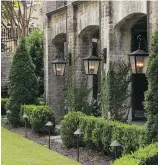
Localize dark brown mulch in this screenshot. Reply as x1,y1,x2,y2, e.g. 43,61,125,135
2,124,111,165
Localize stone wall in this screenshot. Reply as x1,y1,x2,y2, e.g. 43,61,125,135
45,1,158,122
1,53,13,95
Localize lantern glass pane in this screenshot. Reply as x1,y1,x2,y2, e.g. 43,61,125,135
88,60,100,75
53,64,57,75
130,56,136,74
56,63,65,75
84,60,88,74
136,56,147,73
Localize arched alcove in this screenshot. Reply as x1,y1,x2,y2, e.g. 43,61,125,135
114,13,148,120
77,25,100,100
48,33,66,122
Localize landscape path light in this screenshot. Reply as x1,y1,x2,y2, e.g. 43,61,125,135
74,129,82,162
22,113,28,138
110,140,122,159
6,110,11,130
45,121,53,149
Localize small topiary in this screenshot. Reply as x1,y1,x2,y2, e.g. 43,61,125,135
21,105,55,133
7,37,38,126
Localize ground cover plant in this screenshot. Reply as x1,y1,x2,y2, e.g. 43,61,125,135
60,112,145,154
1,128,81,165
112,142,158,165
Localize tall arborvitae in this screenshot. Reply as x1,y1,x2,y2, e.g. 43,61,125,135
7,37,38,126
144,24,158,143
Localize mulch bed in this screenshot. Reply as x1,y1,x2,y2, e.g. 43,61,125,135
2,124,111,165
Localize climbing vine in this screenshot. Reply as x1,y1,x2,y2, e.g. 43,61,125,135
64,52,75,112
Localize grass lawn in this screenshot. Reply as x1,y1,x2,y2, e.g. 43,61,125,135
2,128,81,165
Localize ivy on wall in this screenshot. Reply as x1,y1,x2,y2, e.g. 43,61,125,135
101,60,131,121
64,52,75,112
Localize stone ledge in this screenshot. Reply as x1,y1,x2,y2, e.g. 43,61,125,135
46,5,67,17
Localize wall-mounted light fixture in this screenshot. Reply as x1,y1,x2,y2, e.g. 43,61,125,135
129,35,149,74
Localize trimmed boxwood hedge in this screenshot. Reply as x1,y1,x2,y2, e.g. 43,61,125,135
20,105,55,133
112,142,158,165
60,112,145,154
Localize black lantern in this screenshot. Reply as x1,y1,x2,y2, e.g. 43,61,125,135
129,35,149,74
82,41,102,75
51,57,67,76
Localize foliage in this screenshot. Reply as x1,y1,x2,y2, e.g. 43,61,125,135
21,105,55,133
60,112,85,148
7,37,38,126
1,1,38,36
1,98,9,115
144,24,158,144
60,112,145,154
2,128,81,165
87,98,101,117
100,69,109,118
26,30,44,96
73,84,92,114
112,142,158,165
102,60,131,121
37,97,46,105
64,52,75,112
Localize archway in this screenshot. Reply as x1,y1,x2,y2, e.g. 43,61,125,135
114,13,148,120
78,25,100,100
131,16,148,120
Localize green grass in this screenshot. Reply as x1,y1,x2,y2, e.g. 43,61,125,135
2,128,81,165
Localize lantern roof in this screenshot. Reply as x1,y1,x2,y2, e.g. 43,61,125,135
45,121,53,127
82,55,102,61
110,140,121,147
51,58,67,64
74,129,82,135
129,49,149,56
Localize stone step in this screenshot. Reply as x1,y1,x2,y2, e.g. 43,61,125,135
45,135,63,144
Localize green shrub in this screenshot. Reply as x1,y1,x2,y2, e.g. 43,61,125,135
21,105,55,133
60,112,85,148
112,142,158,165
60,112,145,154
7,37,38,126
1,98,9,115
37,97,46,105
1,98,9,109
144,24,158,144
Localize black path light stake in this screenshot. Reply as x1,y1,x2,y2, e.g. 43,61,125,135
22,114,28,138
74,129,82,162
6,110,11,130
45,121,53,149
110,140,123,159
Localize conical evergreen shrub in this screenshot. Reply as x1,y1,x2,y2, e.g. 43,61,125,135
7,37,38,126
144,24,158,143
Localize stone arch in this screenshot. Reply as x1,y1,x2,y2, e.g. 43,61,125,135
111,12,147,121
112,13,147,61
75,25,100,101
47,32,67,122
114,13,147,29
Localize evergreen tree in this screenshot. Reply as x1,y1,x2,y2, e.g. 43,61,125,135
26,30,44,96
7,37,38,126
144,24,158,143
